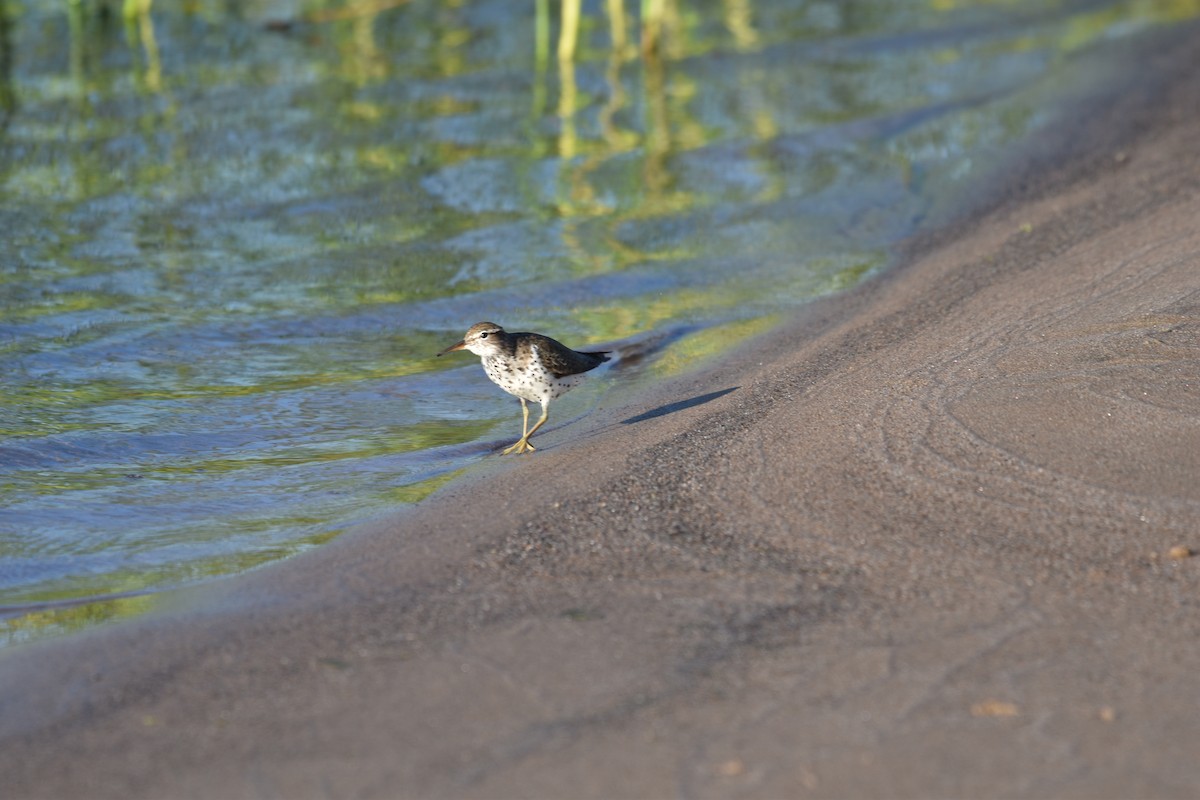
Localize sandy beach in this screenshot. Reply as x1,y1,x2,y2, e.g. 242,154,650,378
4,20,1200,800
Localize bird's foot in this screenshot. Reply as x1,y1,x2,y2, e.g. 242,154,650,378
502,437,536,455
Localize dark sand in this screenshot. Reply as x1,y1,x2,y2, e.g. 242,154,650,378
4,23,1200,800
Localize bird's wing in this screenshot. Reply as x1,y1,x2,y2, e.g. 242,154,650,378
528,334,610,377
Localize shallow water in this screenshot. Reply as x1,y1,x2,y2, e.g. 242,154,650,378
2,0,1198,645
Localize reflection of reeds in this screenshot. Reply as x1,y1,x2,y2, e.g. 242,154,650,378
121,0,149,19
0,0,14,131
599,0,637,151
640,0,664,54
558,0,581,62
68,0,85,92
124,0,162,92
556,56,577,158
304,0,413,24
722,0,758,50
532,0,691,218
64,0,162,94
641,44,671,195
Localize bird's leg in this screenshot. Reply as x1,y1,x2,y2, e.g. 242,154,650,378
502,401,549,455
502,398,538,454
522,403,551,444
525,403,550,440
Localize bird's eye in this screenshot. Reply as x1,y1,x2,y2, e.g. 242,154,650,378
480,332,488,338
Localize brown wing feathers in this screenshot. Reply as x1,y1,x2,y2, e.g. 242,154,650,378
522,333,611,378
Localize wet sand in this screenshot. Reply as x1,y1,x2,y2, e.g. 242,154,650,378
5,22,1200,800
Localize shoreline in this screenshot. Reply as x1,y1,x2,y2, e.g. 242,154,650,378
4,20,1200,799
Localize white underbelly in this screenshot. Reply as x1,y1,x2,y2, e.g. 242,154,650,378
482,357,578,404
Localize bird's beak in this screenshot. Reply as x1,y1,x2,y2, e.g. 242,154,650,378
437,340,466,357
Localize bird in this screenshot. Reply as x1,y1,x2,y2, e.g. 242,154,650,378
437,322,611,454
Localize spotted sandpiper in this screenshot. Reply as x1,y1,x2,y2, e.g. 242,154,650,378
437,322,611,454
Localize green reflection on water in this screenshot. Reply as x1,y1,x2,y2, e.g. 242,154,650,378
0,521,344,645
385,466,467,503
1,592,160,648
0,462,468,648
650,314,784,378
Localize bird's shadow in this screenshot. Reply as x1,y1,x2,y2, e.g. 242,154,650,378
621,387,739,425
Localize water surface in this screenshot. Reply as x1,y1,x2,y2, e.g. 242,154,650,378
3,0,1198,645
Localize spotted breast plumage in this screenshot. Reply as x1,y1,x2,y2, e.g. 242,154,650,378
437,322,611,454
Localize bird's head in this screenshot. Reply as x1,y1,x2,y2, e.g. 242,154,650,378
437,322,507,357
